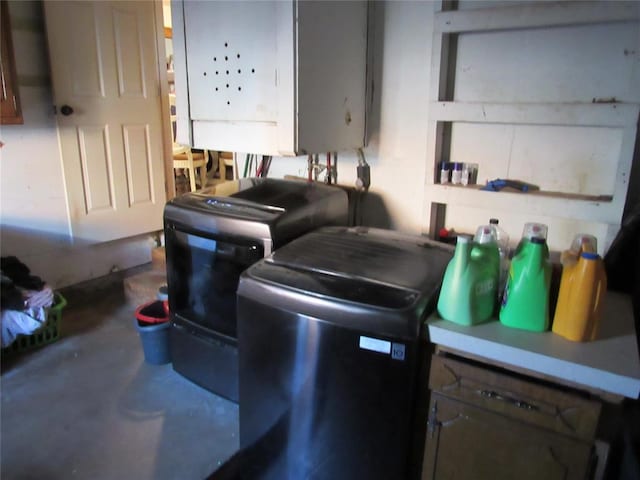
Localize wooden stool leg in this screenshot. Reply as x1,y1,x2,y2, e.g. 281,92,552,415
199,165,207,189
232,153,238,179
188,166,196,191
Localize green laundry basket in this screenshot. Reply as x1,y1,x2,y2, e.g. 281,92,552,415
1,292,67,355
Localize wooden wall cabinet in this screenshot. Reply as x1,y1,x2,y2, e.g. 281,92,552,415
422,355,601,480
171,0,367,156
1,1,23,125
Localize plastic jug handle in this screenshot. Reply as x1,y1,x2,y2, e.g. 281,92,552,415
594,268,606,307
590,269,606,341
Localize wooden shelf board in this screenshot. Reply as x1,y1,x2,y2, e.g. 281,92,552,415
435,2,640,34
439,183,613,203
425,183,619,223
429,102,640,128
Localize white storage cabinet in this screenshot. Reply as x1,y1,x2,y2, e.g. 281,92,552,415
171,0,367,156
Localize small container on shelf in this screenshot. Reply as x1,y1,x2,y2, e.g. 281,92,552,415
461,164,471,186
465,163,479,185
451,162,463,184
439,161,451,184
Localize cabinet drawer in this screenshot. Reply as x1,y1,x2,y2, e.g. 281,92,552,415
429,354,601,441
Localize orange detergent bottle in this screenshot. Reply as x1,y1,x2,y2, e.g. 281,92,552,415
552,251,607,342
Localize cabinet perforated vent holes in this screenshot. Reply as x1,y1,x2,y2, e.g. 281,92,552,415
203,41,256,106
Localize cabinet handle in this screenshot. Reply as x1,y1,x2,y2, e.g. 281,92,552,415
478,389,539,411
427,401,438,438
513,399,538,411
1,64,6,100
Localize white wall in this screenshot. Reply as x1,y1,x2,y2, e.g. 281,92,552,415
0,1,154,288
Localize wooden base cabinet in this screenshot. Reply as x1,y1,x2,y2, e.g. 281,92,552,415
422,355,601,480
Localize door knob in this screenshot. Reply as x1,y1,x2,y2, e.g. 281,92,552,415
60,105,74,116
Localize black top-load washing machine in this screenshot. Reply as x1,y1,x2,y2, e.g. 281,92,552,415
236,226,453,479
163,178,348,402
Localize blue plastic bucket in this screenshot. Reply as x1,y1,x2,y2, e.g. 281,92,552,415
134,300,171,365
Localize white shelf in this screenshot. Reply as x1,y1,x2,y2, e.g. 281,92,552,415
427,292,640,399
435,1,640,34
430,102,640,128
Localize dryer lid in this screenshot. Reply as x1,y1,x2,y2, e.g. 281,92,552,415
164,178,348,245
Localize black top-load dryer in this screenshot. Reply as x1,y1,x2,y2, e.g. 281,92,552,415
237,226,453,479
163,178,348,402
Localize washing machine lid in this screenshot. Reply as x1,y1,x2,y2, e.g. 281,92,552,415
267,226,452,294
239,227,453,338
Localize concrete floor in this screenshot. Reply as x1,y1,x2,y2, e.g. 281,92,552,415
1,273,239,480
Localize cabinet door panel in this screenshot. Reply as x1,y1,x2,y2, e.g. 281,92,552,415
183,1,278,123
422,393,592,480
172,0,295,154
429,355,601,441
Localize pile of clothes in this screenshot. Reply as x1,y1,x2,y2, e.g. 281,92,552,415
1,256,54,348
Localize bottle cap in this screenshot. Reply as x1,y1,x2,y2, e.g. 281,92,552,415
581,252,599,260
523,222,548,240
489,218,499,225
474,225,497,244
571,234,597,254
454,162,463,171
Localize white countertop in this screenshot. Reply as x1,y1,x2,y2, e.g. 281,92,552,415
427,291,640,399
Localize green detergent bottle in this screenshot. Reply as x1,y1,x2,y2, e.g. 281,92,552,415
499,236,551,332
472,225,501,316
437,234,497,326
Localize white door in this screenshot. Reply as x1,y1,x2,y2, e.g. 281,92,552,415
44,1,167,243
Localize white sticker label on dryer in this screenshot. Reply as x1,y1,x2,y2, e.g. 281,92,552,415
359,336,391,354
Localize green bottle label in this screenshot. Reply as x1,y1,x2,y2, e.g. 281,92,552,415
476,278,495,297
